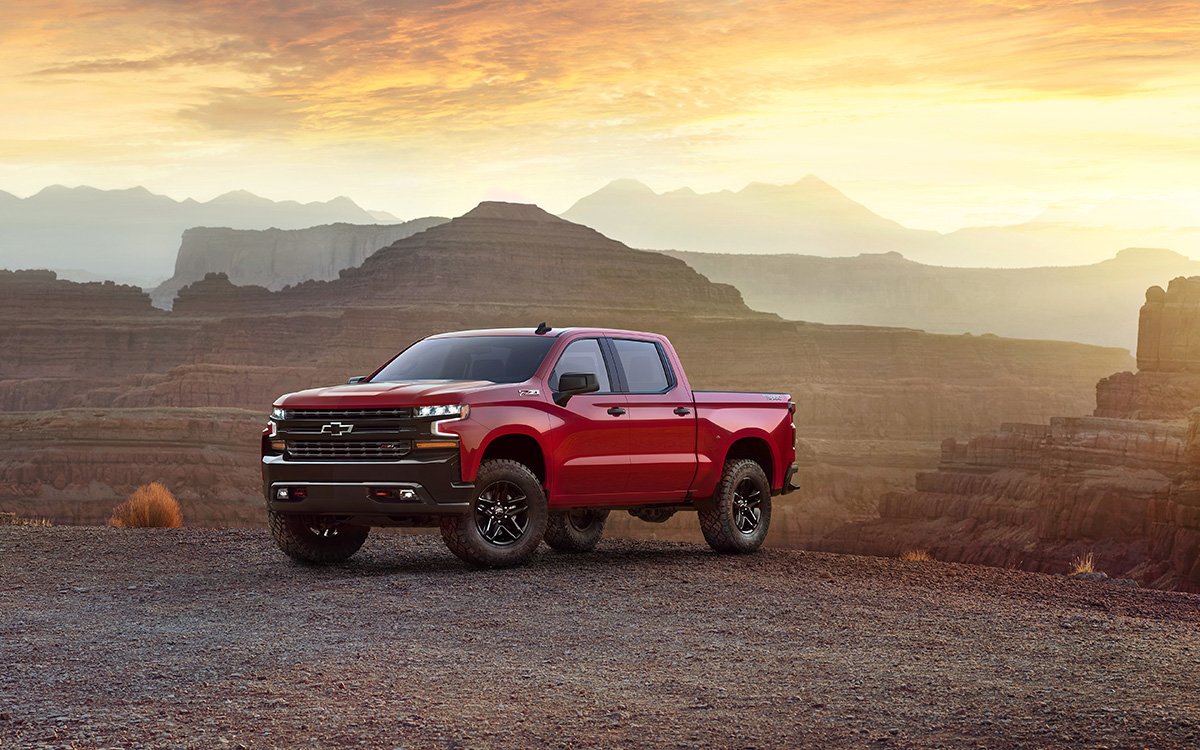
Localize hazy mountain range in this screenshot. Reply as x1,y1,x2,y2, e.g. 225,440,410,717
3,178,1200,291
563,178,1200,267
671,247,1199,350
0,185,400,285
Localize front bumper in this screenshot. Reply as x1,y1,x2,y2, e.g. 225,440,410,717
262,454,474,517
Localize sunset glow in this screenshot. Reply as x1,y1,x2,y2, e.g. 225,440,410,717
2,1,1198,230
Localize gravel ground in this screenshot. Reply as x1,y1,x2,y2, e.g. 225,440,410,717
1,526,1198,750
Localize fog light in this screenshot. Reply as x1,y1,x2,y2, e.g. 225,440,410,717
275,487,290,500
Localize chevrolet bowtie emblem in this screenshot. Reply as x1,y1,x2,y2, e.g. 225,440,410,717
320,422,354,436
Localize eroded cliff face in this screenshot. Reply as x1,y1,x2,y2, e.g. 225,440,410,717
1096,278,1200,419
151,219,447,308
1,203,1134,533
823,276,1200,591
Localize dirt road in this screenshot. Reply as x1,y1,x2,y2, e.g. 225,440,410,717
2,526,1198,749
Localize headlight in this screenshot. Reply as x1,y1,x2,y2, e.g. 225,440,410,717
271,406,286,420
415,404,469,419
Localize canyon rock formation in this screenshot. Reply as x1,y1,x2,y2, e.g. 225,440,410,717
821,277,1200,591
0,203,1133,551
151,218,448,308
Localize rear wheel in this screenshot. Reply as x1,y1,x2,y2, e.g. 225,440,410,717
544,508,609,552
440,459,548,567
267,511,369,564
698,459,772,554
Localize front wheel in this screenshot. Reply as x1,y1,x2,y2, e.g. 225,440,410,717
440,459,548,567
544,509,609,552
267,511,369,564
698,459,772,554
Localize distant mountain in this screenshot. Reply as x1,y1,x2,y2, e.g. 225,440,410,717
0,186,397,283
150,218,448,308
367,209,403,222
670,246,1200,350
563,178,1200,267
562,177,937,257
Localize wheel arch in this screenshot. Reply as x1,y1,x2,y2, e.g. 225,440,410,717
475,431,547,486
722,432,776,488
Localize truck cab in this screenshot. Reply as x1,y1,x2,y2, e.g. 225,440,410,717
263,325,798,567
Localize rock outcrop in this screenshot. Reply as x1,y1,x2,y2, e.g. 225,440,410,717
823,278,1200,591
151,218,447,308
1096,277,1200,419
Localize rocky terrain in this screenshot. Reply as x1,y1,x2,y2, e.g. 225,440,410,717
0,203,1132,534
822,278,1200,591
2,526,1198,750
672,247,1200,350
151,218,448,308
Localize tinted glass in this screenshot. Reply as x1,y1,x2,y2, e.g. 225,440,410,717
371,336,555,384
613,339,670,393
550,339,612,392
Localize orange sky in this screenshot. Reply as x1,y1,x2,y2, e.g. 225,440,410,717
2,0,1198,230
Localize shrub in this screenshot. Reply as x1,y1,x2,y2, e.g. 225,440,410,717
899,548,933,562
108,483,183,528
1070,552,1095,575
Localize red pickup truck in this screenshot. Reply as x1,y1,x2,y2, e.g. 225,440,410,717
262,326,798,567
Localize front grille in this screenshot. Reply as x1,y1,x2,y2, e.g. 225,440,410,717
283,407,413,420
286,441,412,461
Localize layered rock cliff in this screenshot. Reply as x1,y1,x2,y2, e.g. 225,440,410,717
151,218,447,308
823,277,1200,591
1096,277,1200,419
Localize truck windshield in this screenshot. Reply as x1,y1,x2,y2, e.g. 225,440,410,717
370,336,556,384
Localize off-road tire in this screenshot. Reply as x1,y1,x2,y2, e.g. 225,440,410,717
440,459,548,568
699,459,772,554
544,509,609,552
267,511,369,564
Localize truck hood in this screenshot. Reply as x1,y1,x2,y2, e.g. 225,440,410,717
276,380,496,408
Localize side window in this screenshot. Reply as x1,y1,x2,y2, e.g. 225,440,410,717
613,339,671,393
550,339,612,392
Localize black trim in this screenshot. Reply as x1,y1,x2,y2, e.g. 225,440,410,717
777,462,800,496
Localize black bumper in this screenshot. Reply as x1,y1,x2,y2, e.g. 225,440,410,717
778,462,800,496
262,455,474,517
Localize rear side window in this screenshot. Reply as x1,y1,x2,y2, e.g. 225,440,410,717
550,339,612,392
612,339,671,393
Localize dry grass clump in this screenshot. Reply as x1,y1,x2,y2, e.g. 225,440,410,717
108,483,183,529
899,548,933,562
1070,552,1095,575
0,512,52,527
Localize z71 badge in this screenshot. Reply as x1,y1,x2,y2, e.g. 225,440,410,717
518,389,541,396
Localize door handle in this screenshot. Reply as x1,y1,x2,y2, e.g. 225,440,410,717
673,407,691,416
607,407,626,417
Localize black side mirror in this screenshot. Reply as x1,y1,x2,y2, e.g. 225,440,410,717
347,376,367,384
554,372,600,405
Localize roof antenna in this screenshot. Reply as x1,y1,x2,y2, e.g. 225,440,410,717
534,322,552,335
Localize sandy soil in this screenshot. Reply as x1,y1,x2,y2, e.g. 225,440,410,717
1,526,1198,749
